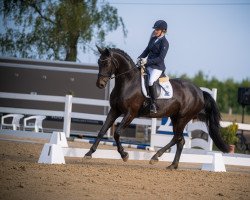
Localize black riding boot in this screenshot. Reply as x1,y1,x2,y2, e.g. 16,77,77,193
149,85,157,114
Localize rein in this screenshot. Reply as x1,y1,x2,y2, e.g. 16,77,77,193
109,66,138,79
98,56,138,80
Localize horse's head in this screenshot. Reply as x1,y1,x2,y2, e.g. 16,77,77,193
96,46,116,89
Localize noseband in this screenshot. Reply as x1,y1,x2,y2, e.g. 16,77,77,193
98,56,137,80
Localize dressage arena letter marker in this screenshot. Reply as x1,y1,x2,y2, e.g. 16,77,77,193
38,143,65,164
49,132,68,147
201,152,226,172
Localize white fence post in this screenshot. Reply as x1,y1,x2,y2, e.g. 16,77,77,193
209,88,217,151
150,118,157,149
151,118,157,135
212,88,217,101
63,95,72,138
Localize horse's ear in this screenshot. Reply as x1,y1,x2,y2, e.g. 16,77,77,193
96,45,105,54
96,45,112,57
104,48,112,57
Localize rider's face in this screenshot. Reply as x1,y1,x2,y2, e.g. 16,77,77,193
154,29,162,37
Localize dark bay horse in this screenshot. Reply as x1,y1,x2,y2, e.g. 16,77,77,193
84,46,230,169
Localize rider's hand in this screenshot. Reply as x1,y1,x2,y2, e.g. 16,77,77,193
136,58,147,67
140,58,147,65
136,58,141,66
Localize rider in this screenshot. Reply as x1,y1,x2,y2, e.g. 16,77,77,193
137,20,169,114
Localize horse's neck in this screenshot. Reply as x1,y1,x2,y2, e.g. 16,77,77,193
114,54,133,73
114,54,139,84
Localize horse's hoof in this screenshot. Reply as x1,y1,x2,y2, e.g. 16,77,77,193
122,152,129,162
83,152,92,159
83,155,92,159
149,156,159,165
166,163,178,170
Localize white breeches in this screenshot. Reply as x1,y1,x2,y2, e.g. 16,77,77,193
147,67,163,86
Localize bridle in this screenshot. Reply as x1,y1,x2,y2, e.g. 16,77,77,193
98,56,138,80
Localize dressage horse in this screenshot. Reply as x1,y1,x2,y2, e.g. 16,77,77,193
84,46,229,169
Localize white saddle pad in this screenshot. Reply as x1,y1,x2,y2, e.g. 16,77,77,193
141,75,173,99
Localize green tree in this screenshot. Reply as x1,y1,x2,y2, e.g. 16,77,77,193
0,0,126,61
192,70,208,88
175,71,250,115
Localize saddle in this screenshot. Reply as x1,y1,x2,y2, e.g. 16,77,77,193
140,66,173,99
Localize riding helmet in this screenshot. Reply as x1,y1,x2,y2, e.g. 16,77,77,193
153,20,168,30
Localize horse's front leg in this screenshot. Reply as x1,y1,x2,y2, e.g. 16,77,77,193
114,112,135,162
84,108,120,159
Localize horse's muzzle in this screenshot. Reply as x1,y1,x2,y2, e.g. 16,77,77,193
96,77,108,89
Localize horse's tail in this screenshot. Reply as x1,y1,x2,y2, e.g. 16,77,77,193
201,91,230,153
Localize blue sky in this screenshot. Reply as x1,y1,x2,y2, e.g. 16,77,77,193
80,0,250,82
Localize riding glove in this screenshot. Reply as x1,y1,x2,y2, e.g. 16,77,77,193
136,58,147,67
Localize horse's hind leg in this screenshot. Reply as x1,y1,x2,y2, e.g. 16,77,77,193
149,134,179,165
167,117,188,169
150,117,188,169
167,135,185,169
84,108,120,159
114,112,135,162
150,134,185,169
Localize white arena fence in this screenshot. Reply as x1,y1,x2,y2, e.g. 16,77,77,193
0,92,161,138
1,92,250,171
0,91,250,150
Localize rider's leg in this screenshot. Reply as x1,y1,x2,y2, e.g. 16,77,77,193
148,67,162,113
148,84,158,113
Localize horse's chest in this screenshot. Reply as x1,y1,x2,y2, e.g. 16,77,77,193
110,96,135,112
110,82,143,112
111,97,127,108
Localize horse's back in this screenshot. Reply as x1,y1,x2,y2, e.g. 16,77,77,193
170,78,204,112
170,78,203,96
